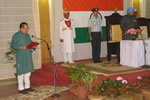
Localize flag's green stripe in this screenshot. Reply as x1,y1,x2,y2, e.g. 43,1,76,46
75,26,107,43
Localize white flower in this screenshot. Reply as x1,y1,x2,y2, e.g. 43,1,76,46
122,80,128,84
116,76,123,81
137,76,142,80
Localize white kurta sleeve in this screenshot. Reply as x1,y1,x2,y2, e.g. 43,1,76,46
60,21,63,39
73,27,76,39
72,21,76,38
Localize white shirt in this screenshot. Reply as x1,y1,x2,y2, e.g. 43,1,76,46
60,18,76,53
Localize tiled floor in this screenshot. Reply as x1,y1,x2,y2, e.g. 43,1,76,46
0,83,88,100
0,84,18,99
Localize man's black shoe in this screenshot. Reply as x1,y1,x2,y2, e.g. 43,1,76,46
98,60,103,63
18,90,28,94
94,61,98,63
25,88,35,92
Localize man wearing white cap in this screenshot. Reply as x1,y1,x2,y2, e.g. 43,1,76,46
60,9,76,64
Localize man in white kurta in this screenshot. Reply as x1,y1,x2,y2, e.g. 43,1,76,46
60,10,76,64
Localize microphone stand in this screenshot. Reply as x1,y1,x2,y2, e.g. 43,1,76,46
139,32,150,68
32,35,61,98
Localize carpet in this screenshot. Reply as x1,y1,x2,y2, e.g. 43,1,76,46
62,59,150,76
0,86,68,100
30,59,150,85
30,64,70,86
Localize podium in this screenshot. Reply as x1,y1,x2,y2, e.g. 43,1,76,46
120,40,150,67
105,13,150,63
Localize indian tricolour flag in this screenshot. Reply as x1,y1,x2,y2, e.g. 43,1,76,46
63,0,124,43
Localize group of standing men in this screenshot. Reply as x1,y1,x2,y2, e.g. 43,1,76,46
11,7,103,94
60,8,103,64
11,7,139,94
60,7,140,64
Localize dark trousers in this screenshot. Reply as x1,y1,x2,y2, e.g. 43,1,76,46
91,32,101,62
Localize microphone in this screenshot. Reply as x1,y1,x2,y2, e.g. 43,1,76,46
32,35,51,50
32,35,40,40
31,35,46,42
32,35,52,44
31,36,58,96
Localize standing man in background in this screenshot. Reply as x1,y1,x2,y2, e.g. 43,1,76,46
60,9,76,64
88,8,103,63
11,22,36,94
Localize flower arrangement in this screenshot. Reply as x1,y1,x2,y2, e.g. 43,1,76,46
126,29,142,40
88,76,150,100
135,76,150,90
92,77,131,98
126,29,141,35
90,76,145,99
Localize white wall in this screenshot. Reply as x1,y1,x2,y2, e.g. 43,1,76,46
0,0,40,80
49,0,55,55
146,0,150,18
54,0,131,62
139,0,146,17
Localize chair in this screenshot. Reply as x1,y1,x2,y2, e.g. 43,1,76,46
105,13,123,62
137,18,150,38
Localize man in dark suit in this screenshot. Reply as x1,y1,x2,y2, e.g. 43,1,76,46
120,7,140,40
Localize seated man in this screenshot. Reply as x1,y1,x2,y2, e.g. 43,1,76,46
120,7,140,40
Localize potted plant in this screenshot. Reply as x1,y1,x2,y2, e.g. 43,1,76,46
129,76,143,100
89,77,141,100
66,63,98,99
99,78,134,100
88,81,108,100
88,78,128,100
5,42,17,78
66,65,79,95
5,42,16,67
136,76,150,100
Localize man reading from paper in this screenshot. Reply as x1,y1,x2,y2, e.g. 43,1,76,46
11,22,37,94
60,9,76,64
